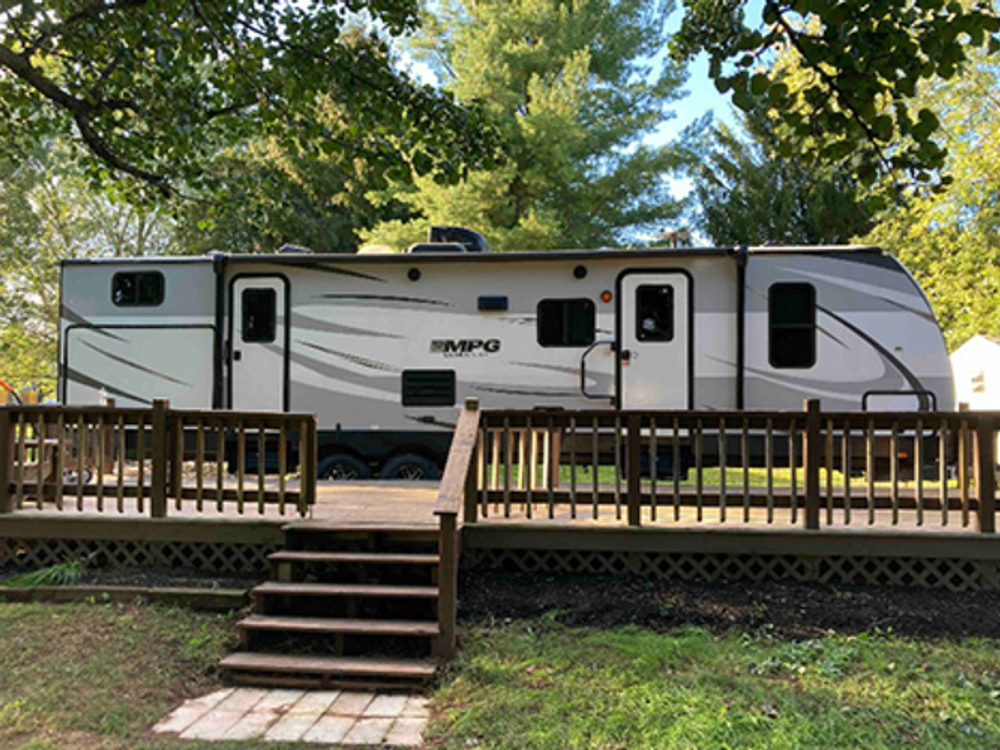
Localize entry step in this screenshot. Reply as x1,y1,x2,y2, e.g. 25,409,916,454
238,614,440,637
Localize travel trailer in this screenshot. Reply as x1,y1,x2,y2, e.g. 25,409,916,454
58,232,954,478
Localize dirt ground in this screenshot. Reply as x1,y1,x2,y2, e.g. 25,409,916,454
459,570,1000,639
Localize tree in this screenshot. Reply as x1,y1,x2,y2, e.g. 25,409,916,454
0,0,497,196
863,51,1000,349
671,0,1000,184
365,0,689,252
692,101,876,245
0,143,173,390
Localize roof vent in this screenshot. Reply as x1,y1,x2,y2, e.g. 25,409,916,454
277,244,314,254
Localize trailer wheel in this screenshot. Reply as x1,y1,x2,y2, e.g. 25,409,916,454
380,453,440,481
317,453,372,481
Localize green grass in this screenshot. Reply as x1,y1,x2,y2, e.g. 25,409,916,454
3,601,998,749
431,619,1000,749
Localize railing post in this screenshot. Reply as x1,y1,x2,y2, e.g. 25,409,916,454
150,399,168,518
302,416,318,515
627,413,642,526
463,398,481,524
804,399,821,530
974,415,996,533
435,512,458,657
0,409,11,514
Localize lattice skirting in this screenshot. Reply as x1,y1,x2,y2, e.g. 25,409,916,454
464,548,1000,592
0,537,274,575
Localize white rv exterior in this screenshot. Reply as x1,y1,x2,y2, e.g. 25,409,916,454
59,245,954,476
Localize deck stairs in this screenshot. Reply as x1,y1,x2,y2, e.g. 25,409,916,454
219,524,444,690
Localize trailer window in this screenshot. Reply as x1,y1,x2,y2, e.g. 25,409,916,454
769,283,815,368
242,288,276,343
636,285,674,342
112,272,164,307
537,299,595,347
402,370,456,407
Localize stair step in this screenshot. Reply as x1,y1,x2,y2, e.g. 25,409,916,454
239,614,440,637
253,581,439,599
220,652,438,680
269,551,440,566
283,523,437,536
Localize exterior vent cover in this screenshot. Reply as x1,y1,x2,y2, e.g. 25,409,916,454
401,370,456,407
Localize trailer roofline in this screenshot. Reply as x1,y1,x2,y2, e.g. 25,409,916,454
60,245,884,267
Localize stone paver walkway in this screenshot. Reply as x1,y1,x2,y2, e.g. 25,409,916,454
152,687,428,745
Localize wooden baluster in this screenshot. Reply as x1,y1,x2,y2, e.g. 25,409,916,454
891,421,900,526
591,417,599,519
825,418,834,526
695,418,703,522
547,417,555,520
915,419,924,527
116,414,125,513
614,414,622,521
649,417,658,522
803,399,821,530
96,413,105,513
718,417,727,523
150,400,169,518
15,412,25,510
960,417,971,528
569,417,577,520
136,416,146,515
257,423,266,515
842,421,851,526
766,418,774,524
76,415,86,511
503,417,512,518
626,414,641,527
196,419,205,513
741,418,749,523
525,417,533,519
866,419,875,525
672,417,680,522
216,424,225,512
173,414,184,512
237,420,246,515
278,422,287,516
0,409,11,514
55,413,65,512
36,413,46,509
788,418,797,525
940,417,949,527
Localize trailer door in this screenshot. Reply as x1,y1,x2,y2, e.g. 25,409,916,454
617,271,691,409
229,276,288,411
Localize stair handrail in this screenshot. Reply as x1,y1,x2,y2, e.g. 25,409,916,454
432,397,481,657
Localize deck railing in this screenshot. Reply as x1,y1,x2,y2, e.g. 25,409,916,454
432,397,480,658
465,400,998,533
0,400,317,517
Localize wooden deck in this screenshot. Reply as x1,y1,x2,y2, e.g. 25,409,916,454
3,480,996,533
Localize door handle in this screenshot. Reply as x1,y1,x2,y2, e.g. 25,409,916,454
233,350,242,362
620,349,632,362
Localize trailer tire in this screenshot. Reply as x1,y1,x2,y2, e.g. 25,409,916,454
380,453,440,481
317,453,372,481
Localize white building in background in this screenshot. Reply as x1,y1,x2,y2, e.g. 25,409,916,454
950,335,1000,410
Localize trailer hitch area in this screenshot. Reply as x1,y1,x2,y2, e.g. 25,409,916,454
580,339,615,404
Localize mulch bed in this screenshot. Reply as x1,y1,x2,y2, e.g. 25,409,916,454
460,570,1000,639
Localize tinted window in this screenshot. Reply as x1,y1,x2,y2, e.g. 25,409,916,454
242,288,276,343
537,299,595,347
769,283,815,368
636,285,674,342
112,272,164,306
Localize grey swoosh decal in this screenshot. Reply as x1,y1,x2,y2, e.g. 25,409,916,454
818,305,930,409
404,415,458,429
296,341,401,373
315,294,451,307
271,260,387,283
62,307,127,342
816,324,848,348
291,313,404,339
878,295,937,322
65,368,152,405
80,341,192,387
470,385,580,397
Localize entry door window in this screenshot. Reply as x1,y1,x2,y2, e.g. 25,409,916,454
242,288,276,343
636,285,674,342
